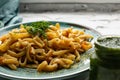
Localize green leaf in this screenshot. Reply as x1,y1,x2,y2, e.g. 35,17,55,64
24,21,52,38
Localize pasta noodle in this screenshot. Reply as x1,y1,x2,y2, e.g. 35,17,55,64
0,23,93,72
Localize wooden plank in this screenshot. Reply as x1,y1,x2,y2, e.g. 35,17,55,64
19,3,120,12
20,0,120,3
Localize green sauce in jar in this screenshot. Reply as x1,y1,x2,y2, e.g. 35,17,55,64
89,36,120,80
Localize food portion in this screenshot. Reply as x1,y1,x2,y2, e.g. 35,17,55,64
0,21,93,72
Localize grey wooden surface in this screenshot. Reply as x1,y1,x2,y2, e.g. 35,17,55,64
19,3,120,12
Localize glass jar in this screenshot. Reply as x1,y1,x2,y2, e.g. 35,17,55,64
89,35,120,80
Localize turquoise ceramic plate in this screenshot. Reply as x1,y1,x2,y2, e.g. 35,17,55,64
0,21,101,80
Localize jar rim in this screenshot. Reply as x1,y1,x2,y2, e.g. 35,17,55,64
95,35,120,50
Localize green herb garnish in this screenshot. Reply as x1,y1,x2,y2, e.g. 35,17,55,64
24,21,52,38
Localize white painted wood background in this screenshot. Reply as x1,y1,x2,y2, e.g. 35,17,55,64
20,12,120,36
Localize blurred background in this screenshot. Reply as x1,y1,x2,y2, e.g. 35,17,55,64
20,0,120,12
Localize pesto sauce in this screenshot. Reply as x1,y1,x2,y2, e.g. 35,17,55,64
98,37,120,48
89,36,120,80
95,36,120,62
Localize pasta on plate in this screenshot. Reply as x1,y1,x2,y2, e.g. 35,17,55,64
0,23,93,72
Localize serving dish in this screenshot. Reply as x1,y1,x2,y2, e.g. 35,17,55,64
0,21,101,80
